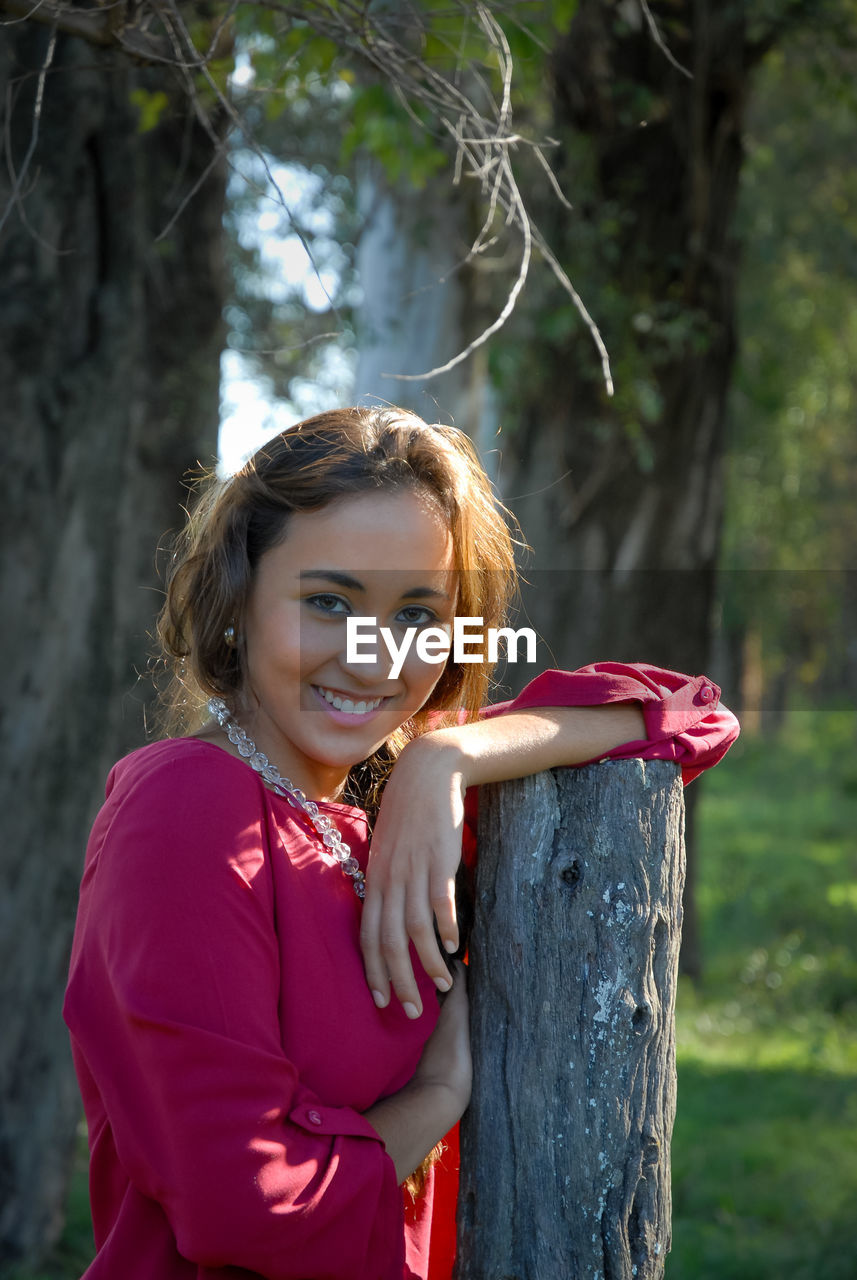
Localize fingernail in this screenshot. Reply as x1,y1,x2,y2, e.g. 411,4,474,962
372,990,388,1009
435,975,451,993
403,1002,421,1020
444,939,457,954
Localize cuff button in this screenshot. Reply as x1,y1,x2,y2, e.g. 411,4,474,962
699,684,715,703
307,1109,323,1125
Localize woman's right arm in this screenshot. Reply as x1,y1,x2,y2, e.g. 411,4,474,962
364,961,471,1184
63,746,413,1280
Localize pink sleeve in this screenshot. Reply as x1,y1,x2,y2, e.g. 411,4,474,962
480,662,740,784
63,749,403,1279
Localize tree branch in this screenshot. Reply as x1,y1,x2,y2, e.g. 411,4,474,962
0,0,178,62
0,0,617,394
0,14,55,238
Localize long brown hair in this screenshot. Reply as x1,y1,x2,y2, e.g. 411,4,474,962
159,406,513,1198
157,407,519,783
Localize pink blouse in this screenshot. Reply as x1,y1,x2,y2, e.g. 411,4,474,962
63,665,738,1279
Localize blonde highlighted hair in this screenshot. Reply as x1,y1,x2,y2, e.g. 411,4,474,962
157,406,519,763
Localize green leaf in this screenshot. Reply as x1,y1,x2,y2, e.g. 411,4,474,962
129,89,169,135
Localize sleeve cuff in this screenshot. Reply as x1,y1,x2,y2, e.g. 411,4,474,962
641,675,722,742
289,1101,388,1143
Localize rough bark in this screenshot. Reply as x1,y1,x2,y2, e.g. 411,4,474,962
457,759,685,1280
0,26,224,1267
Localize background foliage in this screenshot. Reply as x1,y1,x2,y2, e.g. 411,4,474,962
722,29,857,721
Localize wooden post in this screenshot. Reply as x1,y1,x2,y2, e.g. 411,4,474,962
456,759,685,1280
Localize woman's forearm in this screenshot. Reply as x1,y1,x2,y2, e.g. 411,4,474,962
359,703,649,1017
421,701,648,789
363,1080,462,1185
364,964,471,1184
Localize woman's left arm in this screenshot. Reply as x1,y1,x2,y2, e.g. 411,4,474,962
360,664,739,1018
360,703,647,1018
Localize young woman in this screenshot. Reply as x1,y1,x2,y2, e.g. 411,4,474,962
63,407,738,1279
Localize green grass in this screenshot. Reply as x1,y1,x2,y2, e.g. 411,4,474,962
18,712,857,1277
670,711,857,1279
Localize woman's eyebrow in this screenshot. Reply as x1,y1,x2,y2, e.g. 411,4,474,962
298,572,453,603
400,586,453,602
299,570,365,592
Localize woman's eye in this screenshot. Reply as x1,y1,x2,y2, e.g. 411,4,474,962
396,605,438,627
306,594,350,616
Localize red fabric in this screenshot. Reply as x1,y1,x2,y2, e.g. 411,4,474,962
64,664,738,1279
482,664,738,784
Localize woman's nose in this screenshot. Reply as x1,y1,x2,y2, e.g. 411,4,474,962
340,617,398,683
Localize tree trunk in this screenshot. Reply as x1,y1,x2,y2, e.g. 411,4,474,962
491,1,754,977
352,171,499,470
457,759,684,1279
0,26,224,1267
506,0,749,678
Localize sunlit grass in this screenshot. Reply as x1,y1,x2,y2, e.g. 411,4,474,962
670,711,857,1279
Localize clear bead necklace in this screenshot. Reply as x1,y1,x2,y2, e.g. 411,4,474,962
207,697,366,900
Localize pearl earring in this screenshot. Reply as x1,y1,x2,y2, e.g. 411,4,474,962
223,623,237,648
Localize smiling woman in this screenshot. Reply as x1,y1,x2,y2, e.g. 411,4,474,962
235,489,458,801
62,406,739,1280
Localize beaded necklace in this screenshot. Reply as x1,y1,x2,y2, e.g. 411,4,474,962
207,697,366,900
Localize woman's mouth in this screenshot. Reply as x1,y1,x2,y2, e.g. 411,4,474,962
313,685,386,719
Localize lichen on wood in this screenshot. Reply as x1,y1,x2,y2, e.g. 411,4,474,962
456,758,685,1280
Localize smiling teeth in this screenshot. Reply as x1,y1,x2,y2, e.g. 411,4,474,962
318,688,382,715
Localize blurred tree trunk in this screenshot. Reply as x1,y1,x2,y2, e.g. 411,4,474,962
0,25,224,1268
493,1,760,977
352,171,499,467
507,0,748,676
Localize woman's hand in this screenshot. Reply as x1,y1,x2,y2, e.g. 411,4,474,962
360,701,648,1017
360,734,466,1019
363,961,471,1184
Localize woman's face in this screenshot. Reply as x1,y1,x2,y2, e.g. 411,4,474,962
239,487,457,800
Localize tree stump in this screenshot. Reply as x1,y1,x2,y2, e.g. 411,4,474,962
456,759,685,1280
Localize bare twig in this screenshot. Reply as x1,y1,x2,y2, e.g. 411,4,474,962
157,0,343,318
230,330,343,357
0,0,616,393
0,0,176,61
383,150,532,383
638,0,693,80
0,17,56,237
154,133,230,242
532,224,614,397
533,143,573,212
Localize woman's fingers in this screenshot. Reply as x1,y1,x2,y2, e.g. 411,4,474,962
360,737,467,1018
404,878,455,994
361,859,459,1019
379,880,423,1018
359,889,390,1010
430,872,459,957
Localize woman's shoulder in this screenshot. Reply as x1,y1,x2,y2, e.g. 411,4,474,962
104,737,265,812
104,738,371,838
87,739,275,893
